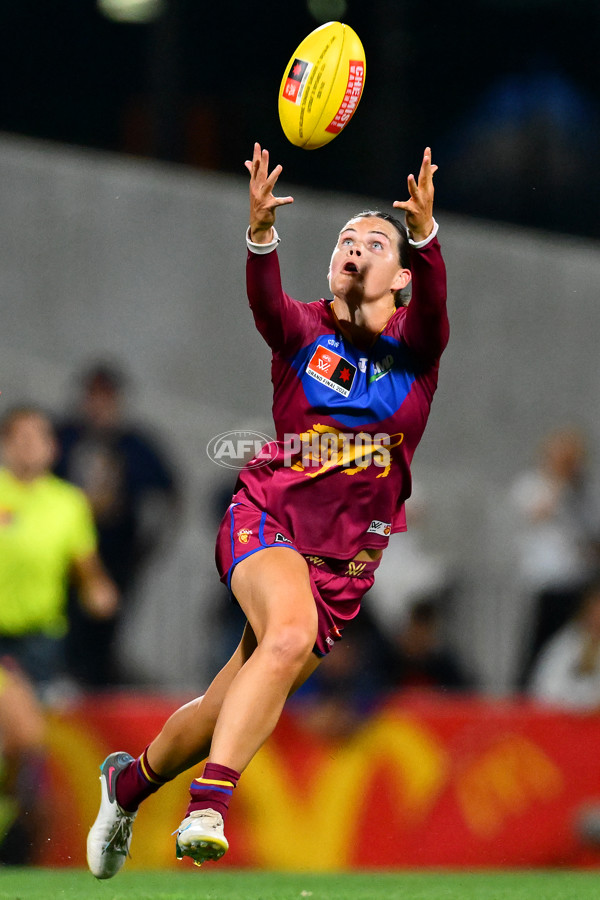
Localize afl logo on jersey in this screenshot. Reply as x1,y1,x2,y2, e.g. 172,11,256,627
306,345,356,397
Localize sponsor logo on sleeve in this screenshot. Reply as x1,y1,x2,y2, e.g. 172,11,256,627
274,532,292,544
366,520,391,536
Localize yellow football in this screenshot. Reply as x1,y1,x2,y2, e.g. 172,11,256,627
278,21,366,150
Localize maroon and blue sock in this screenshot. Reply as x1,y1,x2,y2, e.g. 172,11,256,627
186,762,240,820
115,747,170,812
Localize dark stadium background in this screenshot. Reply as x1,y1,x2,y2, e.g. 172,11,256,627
0,0,595,237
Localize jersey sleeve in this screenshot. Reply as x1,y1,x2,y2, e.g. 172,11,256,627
398,237,449,362
246,249,314,355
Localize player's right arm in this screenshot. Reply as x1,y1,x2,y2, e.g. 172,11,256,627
245,142,293,244
244,143,313,353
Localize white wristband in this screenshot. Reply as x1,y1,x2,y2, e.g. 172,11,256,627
408,218,439,249
246,226,280,254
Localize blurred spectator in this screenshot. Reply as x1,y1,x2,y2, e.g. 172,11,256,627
367,482,455,636
54,362,179,686
364,482,469,691
510,427,600,685
0,661,46,864
289,613,385,739
383,599,473,692
0,406,117,698
528,581,600,710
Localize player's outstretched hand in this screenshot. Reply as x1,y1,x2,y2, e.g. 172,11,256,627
245,142,294,244
393,147,438,243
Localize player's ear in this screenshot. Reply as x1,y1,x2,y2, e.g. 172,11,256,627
391,268,411,293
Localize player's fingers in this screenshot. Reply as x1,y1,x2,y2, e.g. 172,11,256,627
419,148,438,184
265,163,284,189
406,173,419,197
274,195,294,207
259,147,271,178
250,142,262,171
248,152,263,181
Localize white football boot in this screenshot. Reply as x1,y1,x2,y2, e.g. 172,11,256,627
175,808,229,866
87,751,137,879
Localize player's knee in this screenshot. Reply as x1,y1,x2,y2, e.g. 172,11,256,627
263,620,317,675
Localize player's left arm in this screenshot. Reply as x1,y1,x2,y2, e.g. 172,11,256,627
393,148,449,360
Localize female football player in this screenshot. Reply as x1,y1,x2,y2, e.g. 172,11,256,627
87,142,448,877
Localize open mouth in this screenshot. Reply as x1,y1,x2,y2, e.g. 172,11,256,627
342,261,359,274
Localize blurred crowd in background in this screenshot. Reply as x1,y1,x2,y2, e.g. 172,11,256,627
3,358,600,862
2,359,600,715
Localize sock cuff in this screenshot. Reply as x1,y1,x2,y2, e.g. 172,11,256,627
203,762,241,786
190,778,234,795
139,747,168,786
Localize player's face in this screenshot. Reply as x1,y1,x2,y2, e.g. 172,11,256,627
1,413,57,480
328,216,411,303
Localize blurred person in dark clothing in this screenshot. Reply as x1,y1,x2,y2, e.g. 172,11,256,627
385,598,473,692
54,362,179,686
289,611,387,739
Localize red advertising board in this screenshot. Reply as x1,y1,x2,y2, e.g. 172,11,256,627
37,692,600,869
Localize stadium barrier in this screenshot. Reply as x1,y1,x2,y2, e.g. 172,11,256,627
37,692,600,869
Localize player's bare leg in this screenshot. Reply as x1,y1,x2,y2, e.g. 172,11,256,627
88,550,321,876
87,630,256,879
148,590,319,778
146,626,258,779
175,548,320,865
210,548,319,770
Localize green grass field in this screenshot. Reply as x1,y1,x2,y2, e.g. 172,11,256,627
0,868,599,900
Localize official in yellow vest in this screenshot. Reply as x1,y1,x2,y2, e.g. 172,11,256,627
0,407,118,691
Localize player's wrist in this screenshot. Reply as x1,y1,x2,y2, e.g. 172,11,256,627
249,223,274,243
246,226,280,254
408,218,439,248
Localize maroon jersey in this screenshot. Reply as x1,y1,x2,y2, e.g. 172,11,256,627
233,236,448,559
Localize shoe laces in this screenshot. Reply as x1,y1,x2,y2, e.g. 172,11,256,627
103,809,136,856
174,808,223,836
189,809,222,827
